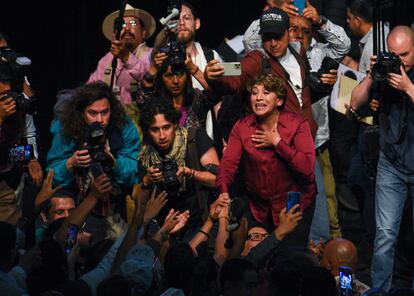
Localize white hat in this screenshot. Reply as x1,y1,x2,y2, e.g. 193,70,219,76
102,4,156,41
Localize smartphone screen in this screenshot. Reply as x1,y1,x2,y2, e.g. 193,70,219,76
65,223,79,254
339,266,353,296
293,0,306,15
8,144,34,162
286,192,301,212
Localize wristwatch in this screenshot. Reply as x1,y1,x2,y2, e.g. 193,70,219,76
317,15,328,28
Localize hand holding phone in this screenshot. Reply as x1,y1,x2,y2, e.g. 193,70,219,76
65,223,79,254
286,192,301,213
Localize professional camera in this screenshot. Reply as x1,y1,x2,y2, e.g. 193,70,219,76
160,40,186,74
0,46,31,92
371,51,401,82
155,158,181,196
306,56,339,94
0,90,37,115
84,122,114,174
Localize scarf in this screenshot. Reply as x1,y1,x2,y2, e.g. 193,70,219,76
139,128,189,192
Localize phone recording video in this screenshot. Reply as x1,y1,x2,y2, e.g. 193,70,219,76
339,266,353,296
65,223,79,254
8,144,34,162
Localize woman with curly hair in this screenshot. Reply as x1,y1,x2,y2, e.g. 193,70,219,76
47,81,140,190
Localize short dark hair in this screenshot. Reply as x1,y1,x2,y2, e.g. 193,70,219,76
219,258,256,290
61,81,127,143
347,0,373,23
300,266,339,296
181,1,199,19
139,96,180,144
39,189,77,216
164,243,198,295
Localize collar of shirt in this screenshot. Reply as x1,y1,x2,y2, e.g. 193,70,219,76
359,27,373,48
246,112,288,129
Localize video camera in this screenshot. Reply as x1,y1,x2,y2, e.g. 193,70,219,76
154,158,181,196
160,41,187,74
306,56,339,94
84,122,114,175
371,0,398,83
0,46,31,92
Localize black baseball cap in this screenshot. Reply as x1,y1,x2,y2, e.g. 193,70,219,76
259,8,290,36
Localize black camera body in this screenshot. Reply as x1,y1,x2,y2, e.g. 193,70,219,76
307,56,339,94
0,46,31,92
155,158,180,196
1,91,36,115
160,40,186,74
84,122,114,175
371,51,401,82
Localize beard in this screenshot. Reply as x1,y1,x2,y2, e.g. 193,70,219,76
177,29,195,45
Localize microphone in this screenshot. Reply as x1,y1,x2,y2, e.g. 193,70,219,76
159,8,180,26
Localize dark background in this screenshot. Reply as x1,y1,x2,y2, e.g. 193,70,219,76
1,0,413,158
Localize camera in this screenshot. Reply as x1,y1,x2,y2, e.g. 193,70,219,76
160,40,187,74
306,56,339,94
371,51,401,82
155,158,180,196
339,266,353,296
1,90,37,115
0,46,31,92
84,122,114,175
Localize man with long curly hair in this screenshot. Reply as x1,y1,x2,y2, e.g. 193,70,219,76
46,82,140,191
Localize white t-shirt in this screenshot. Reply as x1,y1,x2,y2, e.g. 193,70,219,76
278,49,303,107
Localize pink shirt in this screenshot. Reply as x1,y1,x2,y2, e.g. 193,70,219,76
88,44,152,104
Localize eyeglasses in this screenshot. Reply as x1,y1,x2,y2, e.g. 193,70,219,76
247,232,269,241
122,20,138,28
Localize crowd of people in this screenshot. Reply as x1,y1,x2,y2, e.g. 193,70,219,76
1,0,414,295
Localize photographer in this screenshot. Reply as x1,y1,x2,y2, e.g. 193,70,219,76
349,26,414,292
46,81,140,192
138,97,219,238
0,59,41,221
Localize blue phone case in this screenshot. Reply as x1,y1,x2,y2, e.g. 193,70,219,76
293,0,306,15
287,192,301,212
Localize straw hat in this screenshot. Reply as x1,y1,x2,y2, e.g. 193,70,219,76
102,4,156,41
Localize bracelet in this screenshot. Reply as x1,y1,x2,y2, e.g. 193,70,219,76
190,65,199,75
189,169,195,179
198,229,209,238
160,230,170,241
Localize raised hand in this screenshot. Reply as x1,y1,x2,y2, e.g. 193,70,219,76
143,190,168,224
274,205,303,240
35,169,62,208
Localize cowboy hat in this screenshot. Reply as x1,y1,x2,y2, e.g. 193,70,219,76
102,4,156,41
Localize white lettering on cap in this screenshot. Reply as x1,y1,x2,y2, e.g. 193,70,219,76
262,13,283,22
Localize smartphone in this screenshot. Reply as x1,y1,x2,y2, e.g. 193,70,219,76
8,144,34,162
339,266,353,296
286,192,301,212
65,223,79,254
90,162,104,178
293,0,306,15
221,62,241,76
